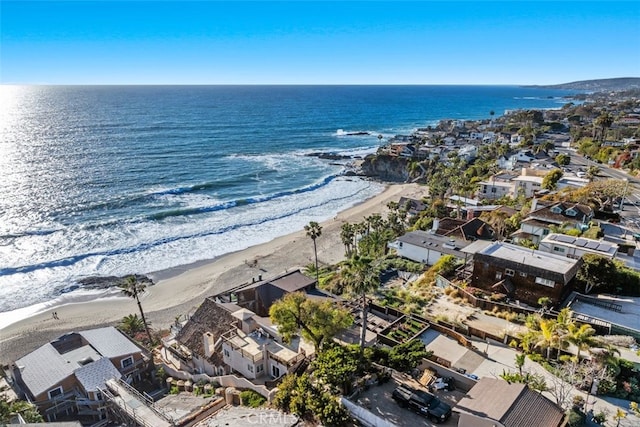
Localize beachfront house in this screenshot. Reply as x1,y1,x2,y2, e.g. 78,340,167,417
398,196,427,218
462,241,582,306
161,270,322,381
388,229,469,265
10,327,150,423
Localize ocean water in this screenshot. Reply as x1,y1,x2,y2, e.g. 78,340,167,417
0,85,574,323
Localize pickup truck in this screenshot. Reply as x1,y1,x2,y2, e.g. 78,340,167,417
392,384,452,423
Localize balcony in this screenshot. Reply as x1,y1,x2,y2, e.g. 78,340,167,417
222,330,264,364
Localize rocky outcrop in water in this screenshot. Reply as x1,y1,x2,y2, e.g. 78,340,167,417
306,152,355,161
77,274,154,290
360,154,410,182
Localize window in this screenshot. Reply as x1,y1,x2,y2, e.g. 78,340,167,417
551,206,563,214
505,269,515,277
248,364,254,373
257,364,264,373
553,246,565,253
535,277,555,287
519,272,528,277
48,387,63,400
272,365,281,378
491,188,497,193
495,272,503,280
223,349,230,358
565,209,576,217
121,356,134,369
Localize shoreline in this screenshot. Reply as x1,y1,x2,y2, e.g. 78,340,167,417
0,182,427,365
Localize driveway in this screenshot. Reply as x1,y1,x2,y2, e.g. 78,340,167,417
351,374,464,426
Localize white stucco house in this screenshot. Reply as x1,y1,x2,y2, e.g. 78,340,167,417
388,230,469,265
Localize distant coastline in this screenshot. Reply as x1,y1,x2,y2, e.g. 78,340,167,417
525,77,640,91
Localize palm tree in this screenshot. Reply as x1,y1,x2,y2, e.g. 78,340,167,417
340,255,380,355
340,223,355,257
304,221,322,283
119,276,152,344
535,140,554,155
592,343,621,376
515,353,526,375
566,323,596,360
594,112,614,142
535,318,559,359
553,307,574,359
586,165,600,182
119,313,147,336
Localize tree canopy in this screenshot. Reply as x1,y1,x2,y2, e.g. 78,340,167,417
542,168,563,190
269,292,353,351
311,344,360,393
0,396,43,424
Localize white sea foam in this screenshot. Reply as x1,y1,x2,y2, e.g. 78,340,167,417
0,176,385,315
0,288,124,330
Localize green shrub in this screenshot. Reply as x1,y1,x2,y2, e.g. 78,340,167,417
240,390,266,408
527,353,545,364
566,408,585,427
169,386,179,395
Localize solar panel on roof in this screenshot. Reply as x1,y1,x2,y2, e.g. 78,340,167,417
585,241,600,249
575,239,588,247
556,234,574,243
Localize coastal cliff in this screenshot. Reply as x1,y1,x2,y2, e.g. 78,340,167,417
361,154,410,182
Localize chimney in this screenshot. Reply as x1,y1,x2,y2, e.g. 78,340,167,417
531,197,538,212
432,218,440,233
203,332,215,358
258,275,262,281
467,209,474,221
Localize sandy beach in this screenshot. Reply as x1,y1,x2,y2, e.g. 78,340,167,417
0,183,427,365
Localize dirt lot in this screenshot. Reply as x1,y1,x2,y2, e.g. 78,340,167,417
351,373,465,426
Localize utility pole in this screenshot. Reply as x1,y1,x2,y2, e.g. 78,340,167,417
620,178,629,211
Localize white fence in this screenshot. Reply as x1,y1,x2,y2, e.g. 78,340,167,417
341,397,397,427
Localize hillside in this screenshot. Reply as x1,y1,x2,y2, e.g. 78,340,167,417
528,77,640,91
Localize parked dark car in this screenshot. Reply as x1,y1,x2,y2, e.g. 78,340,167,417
392,384,452,423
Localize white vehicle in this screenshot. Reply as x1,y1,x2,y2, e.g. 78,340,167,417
430,377,455,391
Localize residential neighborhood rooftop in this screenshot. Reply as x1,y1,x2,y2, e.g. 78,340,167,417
14,327,137,398
469,241,580,274
455,377,565,427
396,230,469,257
541,233,618,257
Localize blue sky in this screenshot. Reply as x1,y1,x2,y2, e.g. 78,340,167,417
1,1,638,85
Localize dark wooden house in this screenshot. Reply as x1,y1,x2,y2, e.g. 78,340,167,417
464,241,582,306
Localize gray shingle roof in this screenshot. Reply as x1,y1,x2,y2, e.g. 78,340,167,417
80,327,143,358
456,378,564,427
74,357,122,392
15,344,76,398
14,326,142,398
475,241,579,275
396,230,469,258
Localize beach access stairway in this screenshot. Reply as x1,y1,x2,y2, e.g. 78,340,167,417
101,378,173,427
